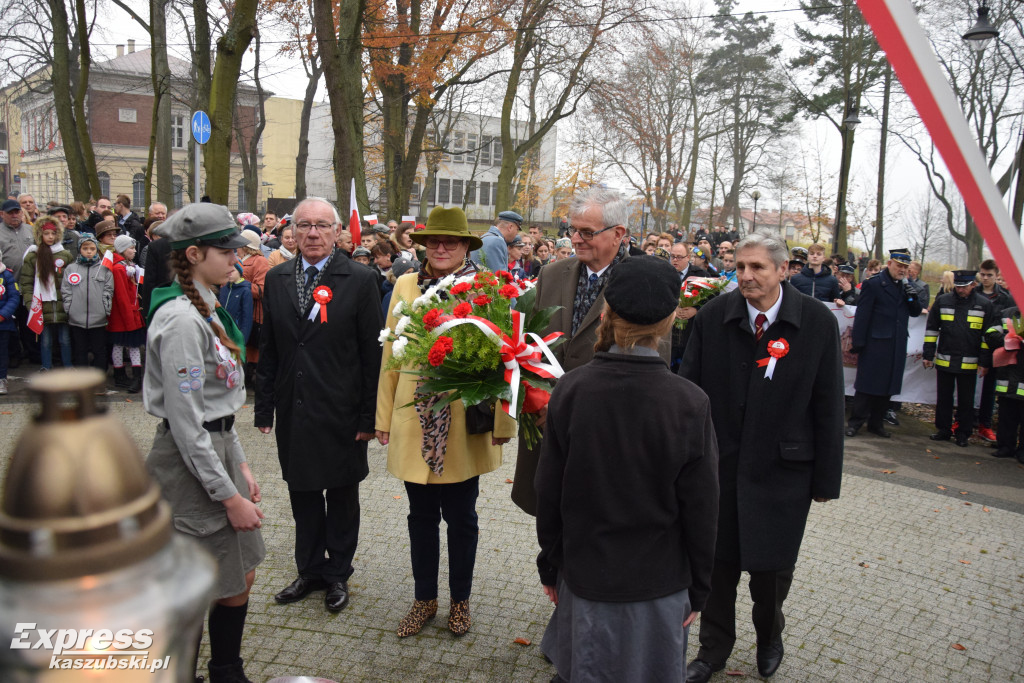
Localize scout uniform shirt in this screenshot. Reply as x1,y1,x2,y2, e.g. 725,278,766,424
144,280,247,502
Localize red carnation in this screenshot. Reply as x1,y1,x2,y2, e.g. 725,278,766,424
450,282,472,296
453,302,472,318
473,295,492,306
496,270,514,283
498,284,520,299
428,336,454,367
422,308,444,330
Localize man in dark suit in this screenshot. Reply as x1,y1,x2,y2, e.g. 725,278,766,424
670,241,709,370
846,249,923,438
511,187,669,514
680,231,844,681
255,198,383,612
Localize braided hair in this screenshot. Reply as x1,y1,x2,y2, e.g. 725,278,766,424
170,248,242,360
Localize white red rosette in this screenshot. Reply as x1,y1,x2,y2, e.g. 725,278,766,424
312,285,332,323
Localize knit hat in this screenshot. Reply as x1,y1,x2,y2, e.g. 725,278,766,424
240,229,263,252
113,235,136,254
352,246,371,259
391,257,419,278
236,212,261,227
604,256,680,325
555,237,571,250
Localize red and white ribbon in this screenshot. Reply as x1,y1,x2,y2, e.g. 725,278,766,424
433,309,564,418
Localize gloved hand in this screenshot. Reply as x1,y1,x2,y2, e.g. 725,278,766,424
903,281,917,299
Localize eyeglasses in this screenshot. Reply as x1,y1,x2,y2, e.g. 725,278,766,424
294,221,335,232
566,225,620,241
670,254,688,260
424,237,464,250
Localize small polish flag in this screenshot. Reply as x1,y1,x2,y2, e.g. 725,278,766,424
364,214,378,225
401,215,416,224
27,294,43,334
137,265,145,285
348,179,361,246
100,249,115,271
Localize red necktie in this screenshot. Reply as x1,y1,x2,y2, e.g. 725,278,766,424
755,313,767,342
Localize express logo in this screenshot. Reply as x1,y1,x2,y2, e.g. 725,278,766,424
10,623,153,655
67,273,82,286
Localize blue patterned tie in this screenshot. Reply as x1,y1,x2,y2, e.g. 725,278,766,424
589,272,599,290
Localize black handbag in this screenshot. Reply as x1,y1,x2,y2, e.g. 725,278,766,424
464,401,496,434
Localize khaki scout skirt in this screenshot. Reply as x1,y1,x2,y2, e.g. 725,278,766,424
146,423,266,600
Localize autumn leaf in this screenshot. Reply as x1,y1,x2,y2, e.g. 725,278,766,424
858,562,870,568
393,495,401,499
951,643,966,651
881,469,896,474
513,637,531,646
934,456,940,459
937,485,947,490
725,672,745,677
964,502,972,506
124,399,132,403
983,506,990,512
959,560,971,565
933,509,940,512
0,411,11,415
505,478,514,484
959,491,968,495
926,448,932,453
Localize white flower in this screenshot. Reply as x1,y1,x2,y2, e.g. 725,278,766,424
454,275,475,286
395,315,412,335
424,285,441,301
378,327,392,345
412,294,431,310
392,336,409,359
438,274,456,289
392,300,406,317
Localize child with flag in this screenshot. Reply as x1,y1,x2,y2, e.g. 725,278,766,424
0,247,21,394
18,215,72,371
108,234,146,392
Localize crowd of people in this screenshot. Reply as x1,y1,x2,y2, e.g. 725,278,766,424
3,184,1022,683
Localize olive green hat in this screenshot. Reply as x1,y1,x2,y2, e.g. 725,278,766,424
410,207,483,251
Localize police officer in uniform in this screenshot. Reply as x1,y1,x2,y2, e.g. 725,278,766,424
923,270,997,447
846,249,923,437
143,203,266,683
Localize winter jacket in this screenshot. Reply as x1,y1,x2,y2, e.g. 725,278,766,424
0,268,21,331
118,211,147,261
62,259,114,329
986,307,1024,400
790,265,841,303
0,221,34,280
19,248,73,326
923,291,997,373
107,252,145,333
217,278,254,344
979,285,1016,315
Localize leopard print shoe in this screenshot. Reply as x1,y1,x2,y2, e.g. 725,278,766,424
448,599,471,636
397,599,438,637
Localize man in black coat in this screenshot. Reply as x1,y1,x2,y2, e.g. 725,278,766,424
680,232,844,682
846,249,923,437
255,198,383,612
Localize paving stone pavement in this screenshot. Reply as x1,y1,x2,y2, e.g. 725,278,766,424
1,395,1023,682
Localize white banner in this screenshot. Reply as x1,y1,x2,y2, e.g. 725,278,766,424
832,304,982,406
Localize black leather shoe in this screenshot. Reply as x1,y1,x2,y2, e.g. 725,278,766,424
757,638,784,678
325,581,350,612
884,409,900,426
844,427,858,437
955,434,970,447
992,447,1014,458
274,576,327,604
685,659,724,683
867,426,891,438
930,431,952,441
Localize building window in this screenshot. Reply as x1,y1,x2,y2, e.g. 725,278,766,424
493,138,503,164
465,181,476,205
172,175,183,208
410,182,420,202
237,179,247,211
480,136,491,165
438,178,450,204
466,134,478,165
452,179,464,205
453,131,465,164
98,171,110,198
132,173,145,209
478,182,489,207
171,115,185,149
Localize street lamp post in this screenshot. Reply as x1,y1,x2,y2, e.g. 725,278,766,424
751,190,761,233
962,2,999,53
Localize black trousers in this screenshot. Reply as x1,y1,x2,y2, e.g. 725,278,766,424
288,483,360,584
697,561,795,666
935,370,977,436
978,371,996,428
848,391,890,431
995,397,1024,453
405,476,479,602
11,304,40,364
70,326,108,371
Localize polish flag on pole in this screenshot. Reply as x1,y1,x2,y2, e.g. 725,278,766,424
26,294,43,334
100,249,115,271
364,214,378,225
349,178,361,246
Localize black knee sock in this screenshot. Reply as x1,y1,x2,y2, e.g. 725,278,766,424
208,601,248,666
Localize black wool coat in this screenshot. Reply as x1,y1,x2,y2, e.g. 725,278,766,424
679,282,844,571
851,269,923,396
255,251,383,491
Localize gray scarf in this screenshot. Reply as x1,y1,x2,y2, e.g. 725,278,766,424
294,248,337,314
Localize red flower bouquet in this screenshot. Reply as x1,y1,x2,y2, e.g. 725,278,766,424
675,276,730,330
381,270,564,447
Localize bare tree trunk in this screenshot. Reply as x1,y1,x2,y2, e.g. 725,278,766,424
152,0,173,208
313,0,368,215
874,63,891,260
187,1,212,202
295,57,322,201
204,0,257,204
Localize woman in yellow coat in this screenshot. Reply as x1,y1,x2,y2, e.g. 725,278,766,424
376,207,516,638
